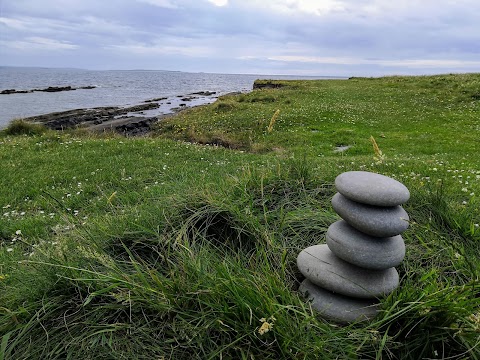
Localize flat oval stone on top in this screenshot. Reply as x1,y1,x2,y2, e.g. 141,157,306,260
326,220,405,269
335,171,410,206
297,244,399,299
332,193,409,237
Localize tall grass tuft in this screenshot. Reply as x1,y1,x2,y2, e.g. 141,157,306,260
2,119,47,136
369,135,386,164
267,109,280,133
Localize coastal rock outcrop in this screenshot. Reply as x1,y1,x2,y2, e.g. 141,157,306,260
21,103,161,136
252,80,285,90
12,88,220,136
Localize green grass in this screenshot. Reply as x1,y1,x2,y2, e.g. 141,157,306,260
3,119,47,136
1,74,479,359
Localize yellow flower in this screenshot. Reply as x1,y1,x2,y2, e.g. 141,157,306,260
258,316,276,335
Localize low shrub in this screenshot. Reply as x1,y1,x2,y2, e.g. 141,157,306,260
2,119,47,136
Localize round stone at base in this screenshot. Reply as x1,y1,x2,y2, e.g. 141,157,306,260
332,193,409,237
299,279,380,324
326,220,405,270
297,244,399,298
335,171,410,206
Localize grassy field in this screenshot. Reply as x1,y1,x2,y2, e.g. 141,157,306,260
0,74,479,359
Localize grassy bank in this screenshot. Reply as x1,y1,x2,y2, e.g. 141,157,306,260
1,74,479,359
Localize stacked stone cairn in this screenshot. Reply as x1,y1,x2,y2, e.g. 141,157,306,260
297,171,410,324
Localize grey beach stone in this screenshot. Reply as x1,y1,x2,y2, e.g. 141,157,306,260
299,279,380,324
326,220,405,270
335,171,410,206
297,244,399,298
332,193,409,237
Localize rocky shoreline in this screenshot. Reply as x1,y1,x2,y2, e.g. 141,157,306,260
20,89,221,136
1,85,96,95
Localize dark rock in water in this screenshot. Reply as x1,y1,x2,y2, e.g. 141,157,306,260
1,89,18,94
1,85,96,94
326,220,405,270
38,86,75,92
332,193,409,237
299,279,380,324
335,171,410,206
1,89,33,94
297,244,399,298
189,91,217,96
118,103,159,113
179,103,186,107
144,97,168,103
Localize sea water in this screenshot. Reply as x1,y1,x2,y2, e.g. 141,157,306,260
0,67,341,128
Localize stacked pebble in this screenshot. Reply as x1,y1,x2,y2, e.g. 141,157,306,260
297,171,410,324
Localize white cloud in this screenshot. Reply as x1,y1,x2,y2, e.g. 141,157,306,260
1,37,79,51
207,0,228,6
80,16,141,36
384,59,480,68
135,0,179,8
106,31,276,59
0,17,28,30
108,42,213,57
268,55,480,68
0,15,145,43
238,0,346,16
135,0,229,9
2,0,480,74
0,16,79,36
283,0,346,15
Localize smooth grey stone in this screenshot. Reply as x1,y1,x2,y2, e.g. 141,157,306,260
326,220,405,270
332,193,409,237
297,244,399,298
335,171,410,206
299,279,380,324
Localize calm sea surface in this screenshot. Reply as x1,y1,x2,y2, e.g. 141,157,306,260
0,67,341,128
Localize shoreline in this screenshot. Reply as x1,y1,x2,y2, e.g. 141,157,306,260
13,89,240,136
0,67,344,128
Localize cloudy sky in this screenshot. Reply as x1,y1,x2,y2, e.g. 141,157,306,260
1,0,479,76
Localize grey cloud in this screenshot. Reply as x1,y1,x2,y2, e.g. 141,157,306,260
1,0,479,75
